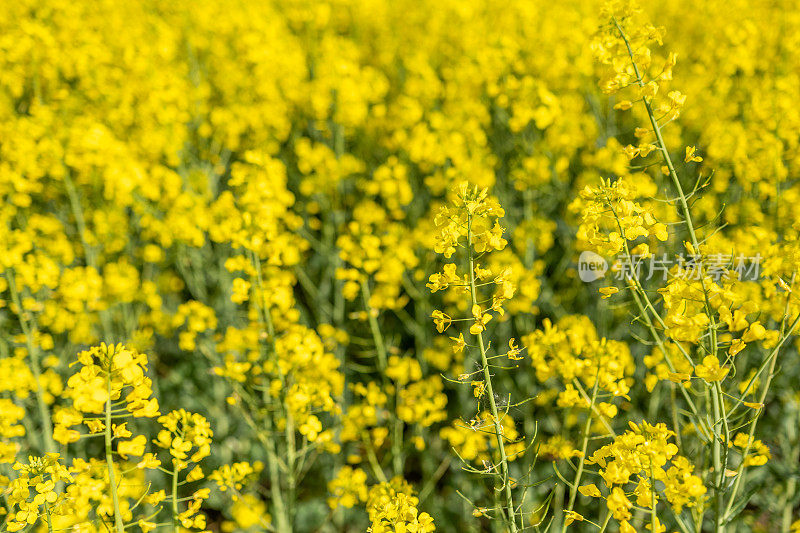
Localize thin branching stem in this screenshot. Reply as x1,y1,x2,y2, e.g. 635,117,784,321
467,212,519,533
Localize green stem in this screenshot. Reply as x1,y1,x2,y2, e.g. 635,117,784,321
561,376,600,533
713,381,731,532
467,214,519,533
613,16,719,358
63,170,114,340
781,436,799,532
597,511,612,533
6,272,55,454
362,430,388,483
172,467,180,533
105,369,125,533
251,252,295,533
710,388,723,533
610,18,699,252
361,281,403,477
614,234,706,434
650,465,658,533
44,502,54,533
361,282,388,371
723,313,800,521
263,413,291,533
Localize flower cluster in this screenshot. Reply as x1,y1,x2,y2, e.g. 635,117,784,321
582,421,706,531
5,453,73,531
154,409,214,530
524,316,634,414
366,478,436,533
593,0,685,120
573,176,669,258
53,343,159,445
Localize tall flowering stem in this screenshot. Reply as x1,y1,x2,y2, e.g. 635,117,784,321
429,183,524,532
104,368,125,533
591,4,732,528
466,213,518,533
560,371,599,533
588,3,800,532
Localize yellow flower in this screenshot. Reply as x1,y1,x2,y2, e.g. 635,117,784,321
113,423,132,438
666,372,691,384
607,487,632,521
742,321,767,343
231,277,251,304
138,520,157,533
231,494,269,528
449,333,466,353
118,435,147,458
431,310,451,333
186,465,204,482
144,490,167,506
469,304,492,335
327,467,368,509
695,355,729,382
505,338,524,360
668,90,687,112
728,338,746,356
578,484,601,498
684,145,703,163
599,286,618,299
564,510,584,526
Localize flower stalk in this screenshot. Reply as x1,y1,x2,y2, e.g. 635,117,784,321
466,211,519,533
105,368,125,533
